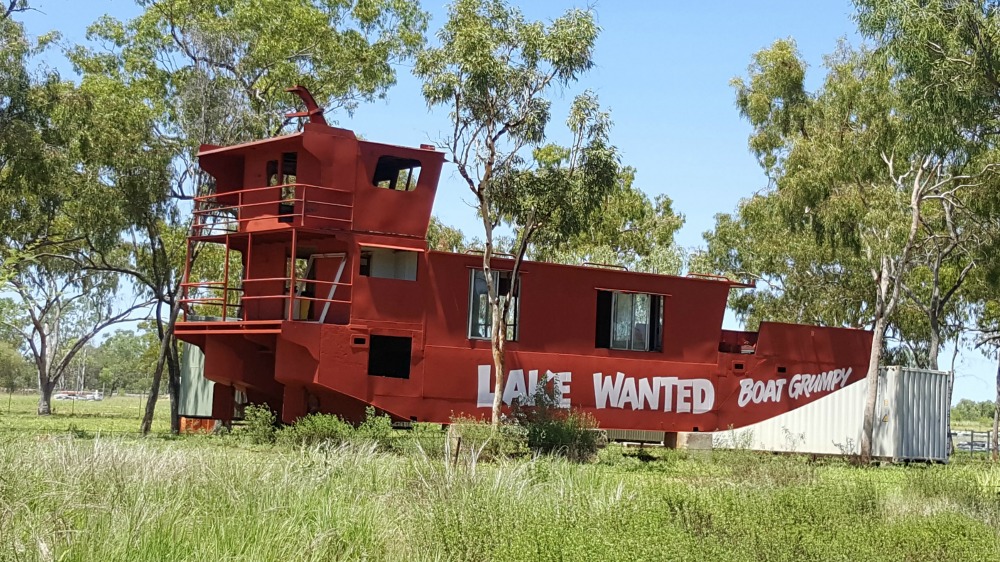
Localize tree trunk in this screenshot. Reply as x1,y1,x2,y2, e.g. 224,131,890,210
37,379,55,415
993,356,999,462
167,338,181,434
860,314,887,462
141,301,180,434
927,317,940,371
490,307,507,425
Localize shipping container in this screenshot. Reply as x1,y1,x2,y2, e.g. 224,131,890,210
713,366,953,462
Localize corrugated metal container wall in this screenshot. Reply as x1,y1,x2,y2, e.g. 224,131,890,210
179,341,215,418
713,366,952,462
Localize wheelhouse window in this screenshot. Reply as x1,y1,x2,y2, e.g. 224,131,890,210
468,270,519,341
358,246,417,280
372,155,421,191
595,290,663,352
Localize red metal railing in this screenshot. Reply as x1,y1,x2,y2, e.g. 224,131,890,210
181,277,352,323
192,183,354,237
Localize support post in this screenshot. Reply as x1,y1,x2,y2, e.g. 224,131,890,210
288,229,298,320
222,234,231,321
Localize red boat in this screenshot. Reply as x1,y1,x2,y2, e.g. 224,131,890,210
176,90,873,432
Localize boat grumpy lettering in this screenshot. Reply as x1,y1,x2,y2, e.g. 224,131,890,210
737,367,853,407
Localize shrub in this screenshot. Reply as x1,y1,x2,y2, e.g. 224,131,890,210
357,406,395,450
447,415,529,461
242,404,277,444
276,412,353,446
511,382,605,461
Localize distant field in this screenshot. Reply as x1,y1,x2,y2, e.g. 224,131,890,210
0,393,171,435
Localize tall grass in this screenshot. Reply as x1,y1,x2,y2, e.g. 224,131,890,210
1,436,998,561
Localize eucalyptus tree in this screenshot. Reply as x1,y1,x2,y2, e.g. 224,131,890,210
415,0,628,424
730,39,994,460
69,0,428,433
0,341,31,394
531,174,685,275
698,194,875,331
96,328,159,396
0,249,150,414
855,0,1000,459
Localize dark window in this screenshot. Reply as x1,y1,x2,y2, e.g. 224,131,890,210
274,152,298,222
595,290,663,352
266,160,279,186
595,290,613,348
368,335,411,379
359,251,372,276
281,152,298,185
373,156,421,191
468,270,518,341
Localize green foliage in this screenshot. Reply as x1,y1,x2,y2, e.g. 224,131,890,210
708,22,1000,379
698,194,874,330
952,399,996,424
242,403,278,445
426,216,468,252
357,406,394,445
275,412,350,446
94,329,159,394
74,0,428,144
511,382,604,461
447,415,529,460
0,341,31,393
273,407,395,450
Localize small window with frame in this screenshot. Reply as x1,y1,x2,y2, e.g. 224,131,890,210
468,270,519,341
372,156,421,191
595,290,663,352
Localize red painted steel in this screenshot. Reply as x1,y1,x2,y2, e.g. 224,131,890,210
176,89,874,431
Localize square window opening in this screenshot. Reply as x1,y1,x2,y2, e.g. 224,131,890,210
468,269,519,341
368,335,411,379
373,155,421,191
595,290,663,352
359,246,417,280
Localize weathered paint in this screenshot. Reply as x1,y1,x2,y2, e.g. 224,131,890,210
176,90,874,430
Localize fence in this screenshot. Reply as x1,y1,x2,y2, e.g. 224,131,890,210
952,430,997,455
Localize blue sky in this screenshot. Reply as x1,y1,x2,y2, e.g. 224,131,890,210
16,0,997,402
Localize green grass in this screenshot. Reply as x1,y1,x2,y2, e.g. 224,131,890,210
0,393,170,436
950,419,995,433
1,396,999,561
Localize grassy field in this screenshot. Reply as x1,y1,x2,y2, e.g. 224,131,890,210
0,393,171,436
1,396,999,561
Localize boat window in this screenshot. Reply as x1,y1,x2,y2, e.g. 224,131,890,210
372,155,421,191
359,251,372,276
368,335,411,378
359,246,417,280
595,290,663,352
266,160,279,186
468,270,519,341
